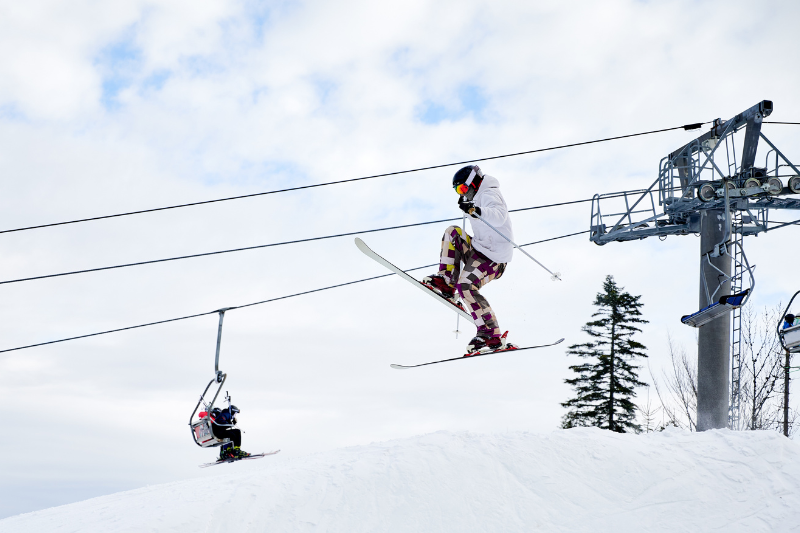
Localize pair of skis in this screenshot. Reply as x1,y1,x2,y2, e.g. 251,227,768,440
354,238,563,368
389,340,564,369
199,449,281,468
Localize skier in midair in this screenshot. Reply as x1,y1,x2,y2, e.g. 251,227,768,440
423,165,514,353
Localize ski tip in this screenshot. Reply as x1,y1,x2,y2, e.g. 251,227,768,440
555,338,565,345
354,237,376,256
390,364,410,370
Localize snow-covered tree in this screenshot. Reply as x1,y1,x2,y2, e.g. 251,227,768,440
561,275,648,433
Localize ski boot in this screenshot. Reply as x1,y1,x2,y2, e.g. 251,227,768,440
466,331,515,354
422,274,465,310
232,446,251,459
219,443,234,461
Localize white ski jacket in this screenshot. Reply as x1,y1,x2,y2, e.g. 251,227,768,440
467,175,514,264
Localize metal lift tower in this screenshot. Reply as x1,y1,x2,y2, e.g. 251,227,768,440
589,100,800,430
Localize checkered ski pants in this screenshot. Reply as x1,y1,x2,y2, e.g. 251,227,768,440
437,225,506,337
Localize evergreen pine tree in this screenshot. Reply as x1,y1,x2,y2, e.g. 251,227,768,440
561,275,648,433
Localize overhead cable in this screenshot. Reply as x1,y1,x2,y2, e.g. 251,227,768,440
764,218,800,232
0,218,459,287
0,122,708,236
0,272,398,354
0,193,618,287
0,229,585,354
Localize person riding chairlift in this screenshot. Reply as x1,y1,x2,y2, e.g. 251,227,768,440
208,404,251,460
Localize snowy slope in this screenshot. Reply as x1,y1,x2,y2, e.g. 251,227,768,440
2,428,799,532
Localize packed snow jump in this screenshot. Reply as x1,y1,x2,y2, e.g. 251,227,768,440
357,165,563,366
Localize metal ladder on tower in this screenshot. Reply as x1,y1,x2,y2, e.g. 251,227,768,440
729,209,744,430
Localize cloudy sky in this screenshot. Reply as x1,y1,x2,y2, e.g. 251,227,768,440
2,0,800,519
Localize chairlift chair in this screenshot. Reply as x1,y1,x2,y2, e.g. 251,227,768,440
188,309,234,449
189,372,229,448
777,291,800,353
781,324,800,353
681,289,751,327
680,238,754,327
681,186,755,328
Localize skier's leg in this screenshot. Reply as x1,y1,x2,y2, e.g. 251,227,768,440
438,225,472,287
225,429,251,457
228,428,242,448
424,226,472,299
212,425,242,447
456,251,506,338
212,425,247,458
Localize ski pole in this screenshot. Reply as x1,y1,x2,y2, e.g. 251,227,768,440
471,212,562,281
453,212,467,338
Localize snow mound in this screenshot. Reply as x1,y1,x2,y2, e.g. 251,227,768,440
3,428,800,532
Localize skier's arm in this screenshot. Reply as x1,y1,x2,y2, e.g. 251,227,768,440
476,190,509,226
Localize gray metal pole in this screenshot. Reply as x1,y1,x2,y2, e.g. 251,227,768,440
213,308,232,382
696,209,731,431
784,348,791,437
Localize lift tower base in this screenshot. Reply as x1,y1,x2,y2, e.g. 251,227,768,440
696,209,731,431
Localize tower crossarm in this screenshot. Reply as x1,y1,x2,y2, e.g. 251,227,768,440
664,100,772,206
589,100,800,245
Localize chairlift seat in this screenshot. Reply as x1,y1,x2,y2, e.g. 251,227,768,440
681,289,750,328
191,417,230,448
781,323,800,353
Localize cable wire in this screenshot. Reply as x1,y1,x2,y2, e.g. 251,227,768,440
0,193,618,287
0,122,707,236
0,229,584,354
764,218,800,233
0,218,459,287
8,118,795,353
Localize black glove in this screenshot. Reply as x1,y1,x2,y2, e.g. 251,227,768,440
458,198,481,217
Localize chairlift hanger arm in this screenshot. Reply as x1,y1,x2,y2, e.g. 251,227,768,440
189,374,228,423
189,312,237,449
213,307,234,378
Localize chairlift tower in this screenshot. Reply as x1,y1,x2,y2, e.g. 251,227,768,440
589,100,800,430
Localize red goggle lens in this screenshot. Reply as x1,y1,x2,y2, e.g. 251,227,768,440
454,183,469,195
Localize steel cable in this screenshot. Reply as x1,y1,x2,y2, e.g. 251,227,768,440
0,123,707,236
0,229,584,354
0,194,614,287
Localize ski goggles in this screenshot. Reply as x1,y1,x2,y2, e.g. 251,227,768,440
454,183,470,195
